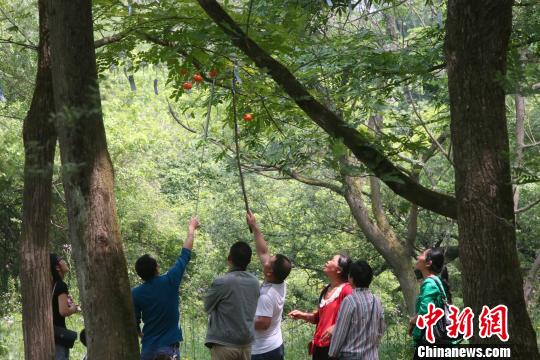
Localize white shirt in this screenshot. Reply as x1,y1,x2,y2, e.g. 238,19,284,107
251,281,286,355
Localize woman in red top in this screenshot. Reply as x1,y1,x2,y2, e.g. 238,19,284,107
289,254,353,360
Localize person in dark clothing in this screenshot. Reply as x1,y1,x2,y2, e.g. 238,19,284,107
50,253,80,360
132,217,199,360
80,329,87,360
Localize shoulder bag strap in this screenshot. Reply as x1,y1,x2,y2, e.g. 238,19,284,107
429,276,447,304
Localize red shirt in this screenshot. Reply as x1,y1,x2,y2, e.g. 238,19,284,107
312,282,353,347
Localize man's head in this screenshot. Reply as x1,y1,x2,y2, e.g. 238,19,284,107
227,241,252,270
50,253,70,281
265,254,292,284
348,260,373,288
135,254,159,282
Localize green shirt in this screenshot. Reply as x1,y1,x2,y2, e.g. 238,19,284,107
412,275,446,343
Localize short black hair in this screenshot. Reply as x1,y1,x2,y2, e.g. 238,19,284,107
228,241,252,270
337,254,352,282
272,254,292,283
349,260,373,288
135,254,158,281
80,329,86,347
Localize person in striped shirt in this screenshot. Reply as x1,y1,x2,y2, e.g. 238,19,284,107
328,260,385,360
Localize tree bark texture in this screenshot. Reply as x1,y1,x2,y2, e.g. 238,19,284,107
513,94,525,212
343,174,418,315
524,251,540,306
19,0,56,358
46,1,139,358
446,1,539,357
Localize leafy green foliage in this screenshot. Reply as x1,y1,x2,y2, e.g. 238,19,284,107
1,0,540,357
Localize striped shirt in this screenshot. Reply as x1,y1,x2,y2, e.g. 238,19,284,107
328,288,385,360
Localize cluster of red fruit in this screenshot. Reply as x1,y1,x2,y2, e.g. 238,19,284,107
182,69,218,91
180,69,253,122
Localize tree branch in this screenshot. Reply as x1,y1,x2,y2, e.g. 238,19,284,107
137,31,232,89
523,141,540,149
405,87,453,165
166,101,197,134
0,6,36,48
0,38,37,50
282,168,344,195
197,0,457,219
515,198,540,214
94,32,129,49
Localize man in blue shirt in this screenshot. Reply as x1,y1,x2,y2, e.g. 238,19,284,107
132,217,199,360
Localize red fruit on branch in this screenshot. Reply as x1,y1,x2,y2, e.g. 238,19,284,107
208,69,218,78
193,73,203,83
182,82,193,90
243,113,253,122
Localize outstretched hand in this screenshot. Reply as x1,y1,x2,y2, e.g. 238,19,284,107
288,310,303,320
246,211,258,230
188,216,200,232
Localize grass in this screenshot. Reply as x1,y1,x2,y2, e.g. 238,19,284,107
0,311,414,359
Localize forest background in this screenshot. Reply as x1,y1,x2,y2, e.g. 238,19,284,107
0,0,539,359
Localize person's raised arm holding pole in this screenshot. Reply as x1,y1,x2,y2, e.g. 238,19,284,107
246,211,292,359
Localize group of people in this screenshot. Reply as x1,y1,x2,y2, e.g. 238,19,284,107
49,212,452,360
130,212,385,360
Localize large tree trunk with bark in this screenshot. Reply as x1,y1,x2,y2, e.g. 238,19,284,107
513,94,525,212
446,1,539,357
46,1,139,358
524,252,540,306
19,0,56,358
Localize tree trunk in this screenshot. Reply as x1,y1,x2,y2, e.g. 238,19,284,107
46,1,139,358
19,0,56,358
343,174,418,315
524,251,540,306
513,93,525,212
446,1,539,357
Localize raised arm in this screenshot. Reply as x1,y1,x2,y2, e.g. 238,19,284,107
165,216,199,286
183,216,199,251
246,211,271,268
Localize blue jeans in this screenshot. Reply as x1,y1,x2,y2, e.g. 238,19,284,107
55,344,69,360
140,345,180,360
251,344,284,360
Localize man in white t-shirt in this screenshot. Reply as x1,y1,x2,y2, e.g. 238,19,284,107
246,212,292,360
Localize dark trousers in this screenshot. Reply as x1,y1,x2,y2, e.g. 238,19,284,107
251,344,284,360
140,343,180,360
312,346,330,360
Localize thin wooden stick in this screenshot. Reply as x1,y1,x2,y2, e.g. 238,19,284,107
232,66,252,228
